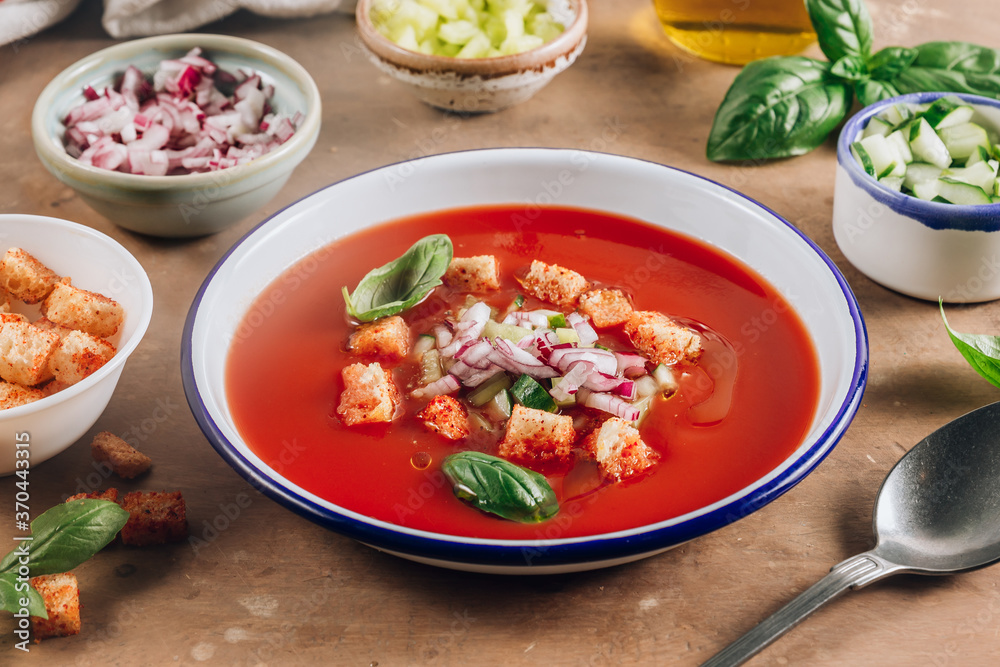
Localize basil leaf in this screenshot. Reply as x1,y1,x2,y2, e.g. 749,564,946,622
343,234,453,322
0,573,48,618
893,42,1000,99
854,78,901,108
806,0,873,63
0,500,129,576
707,57,852,162
867,46,918,80
940,300,1000,389
442,452,559,523
831,55,867,82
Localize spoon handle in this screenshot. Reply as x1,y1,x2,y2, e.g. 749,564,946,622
701,553,887,667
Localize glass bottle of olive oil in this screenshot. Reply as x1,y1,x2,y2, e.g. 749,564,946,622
653,0,816,65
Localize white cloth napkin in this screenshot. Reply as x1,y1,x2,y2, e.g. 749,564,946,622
0,0,84,47
102,0,354,38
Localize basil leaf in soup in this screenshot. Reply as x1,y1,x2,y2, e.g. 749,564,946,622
940,300,1000,389
806,0,874,63
343,234,453,322
442,452,559,523
706,57,852,162
893,42,1000,99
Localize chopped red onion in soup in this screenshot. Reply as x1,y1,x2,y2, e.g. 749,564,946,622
62,48,302,175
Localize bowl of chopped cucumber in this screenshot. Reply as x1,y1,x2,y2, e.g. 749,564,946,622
356,0,588,113
834,92,1000,303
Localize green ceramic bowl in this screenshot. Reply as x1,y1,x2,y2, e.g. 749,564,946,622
32,34,321,238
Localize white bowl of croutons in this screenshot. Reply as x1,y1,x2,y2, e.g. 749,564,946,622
184,148,867,574
0,214,153,475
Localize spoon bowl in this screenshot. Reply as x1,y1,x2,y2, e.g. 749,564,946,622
705,401,1000,666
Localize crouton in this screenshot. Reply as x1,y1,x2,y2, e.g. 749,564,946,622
91,431,150,479
623,310,702,366
417,394,469,440
41,279,124,339
348,315,410,361
497,404,576,467
584,417,658,482
30,573,81,639
0,248,60,304
444,256,501,292
0,290,9,313
520,260,589,309
0,381,46,409
0,312,28,324
120,491,188,546
0,319,60,386
48,330,116,386
578,289,633,328
66,488,119,503
337,362,400,426
32,316,75,340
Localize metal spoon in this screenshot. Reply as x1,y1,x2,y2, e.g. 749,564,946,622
703,401,1000,667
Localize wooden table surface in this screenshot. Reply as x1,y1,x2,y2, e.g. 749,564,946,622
3,0,1000,664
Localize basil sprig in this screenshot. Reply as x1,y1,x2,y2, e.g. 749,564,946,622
442,451,559,523
941,300,1000,388
342,234,453,322
707,0,1000,162
0,499,129,619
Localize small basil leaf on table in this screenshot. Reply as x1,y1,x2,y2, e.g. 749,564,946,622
854,78,901,108
706,57,852,162
806,0,874,63
442,452,559,523
867,46,918,80
940,300,1000,389
830,55,868,81
342,234,453,322
0,573,48,617
893,42,1000,98
0,499,129,577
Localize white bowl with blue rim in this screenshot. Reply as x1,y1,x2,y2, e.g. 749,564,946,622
182,148,867,574
834,92,1000,303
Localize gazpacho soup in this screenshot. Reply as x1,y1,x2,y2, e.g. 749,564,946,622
227,205,820,540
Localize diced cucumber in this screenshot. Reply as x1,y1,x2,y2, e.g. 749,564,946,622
555,327,580,344
880,103,913,126
937,178,993,205
857,134,905,179
510,374,558,412
921,95,975,129
966,144,994,166
420,349,443,384
909,118,952,169
468,372,512,406
880,176,904,192
938,122,990,162
548,378,577,408
941,160,997,192
482,319,532,342
851,141,876,177
652,364,679,395
631,395,653,428
547,313,568,329
912,179,941,200
903,162,943,191
484,388,513,421
862,116,894,138
885,129,913,164
877,161,900,180
438,19,481,45
457,31,491,57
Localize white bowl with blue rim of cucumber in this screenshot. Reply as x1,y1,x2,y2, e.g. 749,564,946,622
834,92,1000,303
355,0,588,113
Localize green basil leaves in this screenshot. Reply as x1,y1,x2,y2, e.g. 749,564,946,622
707,0,1000,163
941,300,1000,389
342,234,453,322
442,451,559,523
0,499,129,619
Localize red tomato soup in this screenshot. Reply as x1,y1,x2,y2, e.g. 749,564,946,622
227,206,820,540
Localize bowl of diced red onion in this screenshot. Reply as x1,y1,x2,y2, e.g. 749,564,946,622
31,34,321,238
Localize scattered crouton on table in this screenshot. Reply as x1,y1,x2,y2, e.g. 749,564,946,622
578,289,633,328
498,404,576,467
41,278,124,339
120,491,188,546
91,431,151,479
520,260,589,309
444,256,501,292
417,394,469,440
66,488,119,503
0,248,60,305
584,417,658,482
348,315,410,360
337,361,400,426
30,572,81,639
623,310,702,366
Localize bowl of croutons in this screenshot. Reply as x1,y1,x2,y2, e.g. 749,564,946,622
0,214,153,475
184,148,867,573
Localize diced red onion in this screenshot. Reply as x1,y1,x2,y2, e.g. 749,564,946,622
615,352,648,377
577,388,641,421
567,312,599,346
549,361,593,402
410,373,460,400
488,338,560,379
549,347,618,376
